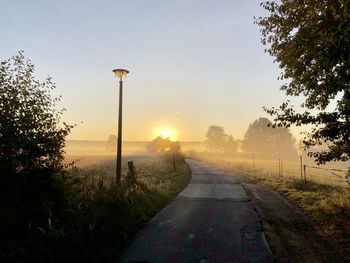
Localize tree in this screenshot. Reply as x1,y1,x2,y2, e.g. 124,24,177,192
147,136,182,170
241,118,296,159
205,125,238,160
0,52,73,175
205,125,226,152
0,52,73,238
223,134,238,159
106,135,116,151
147,136,176,153
256,1,350,167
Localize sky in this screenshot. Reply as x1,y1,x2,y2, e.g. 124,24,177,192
0,0,303,142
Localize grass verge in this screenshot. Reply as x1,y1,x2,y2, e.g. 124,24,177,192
1,155,191,262
258,176,350,258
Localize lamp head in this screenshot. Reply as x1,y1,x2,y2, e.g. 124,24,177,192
113,68,129,80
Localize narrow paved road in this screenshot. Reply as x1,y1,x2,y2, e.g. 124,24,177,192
119,159,273,263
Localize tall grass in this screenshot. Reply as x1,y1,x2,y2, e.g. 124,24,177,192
1,155,191,262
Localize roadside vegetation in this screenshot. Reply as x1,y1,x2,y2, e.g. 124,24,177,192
239,170,350,262
243,168,349,258
64,155,191,262
262,176,350,241
1,154,191,262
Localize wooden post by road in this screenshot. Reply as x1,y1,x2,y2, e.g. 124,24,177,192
173,153,176,171
303,164,307,183
300,155,303,181
278,159,281,177
128,161,136,183
281,160,283,177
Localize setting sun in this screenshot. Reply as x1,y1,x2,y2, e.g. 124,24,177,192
153,126,177,141
160,129,171,139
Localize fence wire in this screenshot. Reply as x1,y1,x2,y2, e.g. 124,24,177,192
305,165,347,179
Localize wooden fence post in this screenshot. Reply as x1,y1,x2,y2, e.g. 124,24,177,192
128,161,136,183
173,153,176,171
278,159,281,177
300,155,303,181
303,164,307,183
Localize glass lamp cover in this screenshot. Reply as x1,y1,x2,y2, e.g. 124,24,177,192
113,69,129,79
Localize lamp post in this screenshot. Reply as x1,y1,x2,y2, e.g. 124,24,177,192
113,68,129,184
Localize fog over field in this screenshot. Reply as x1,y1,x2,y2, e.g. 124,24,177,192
64,138,349,183
64,140,205,156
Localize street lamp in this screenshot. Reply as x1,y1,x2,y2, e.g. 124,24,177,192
113,68,129,184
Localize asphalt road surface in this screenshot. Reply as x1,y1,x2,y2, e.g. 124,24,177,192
119,159,273,263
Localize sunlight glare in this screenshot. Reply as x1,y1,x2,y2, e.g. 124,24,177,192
160,129,171,139
153,126,177,141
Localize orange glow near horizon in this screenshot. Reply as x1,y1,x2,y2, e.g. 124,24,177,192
153,126,177,141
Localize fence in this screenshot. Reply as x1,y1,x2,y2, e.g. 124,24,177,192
189,151,349,187
225,156,349,187
303,165,348,185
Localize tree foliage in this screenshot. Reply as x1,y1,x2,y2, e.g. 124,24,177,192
241,118,296,159
0,51,73,175
147,136,182,171
205,125,226,152
256,0,350,165
223,134,238,157
0,52,73,249
148,136,181,153
205,125,238,157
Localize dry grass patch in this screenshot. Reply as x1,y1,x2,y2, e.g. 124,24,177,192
241,169,350,261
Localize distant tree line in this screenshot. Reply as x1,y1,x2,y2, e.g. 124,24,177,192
241,118,296,159
205,125,238,160
205,118,297,160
